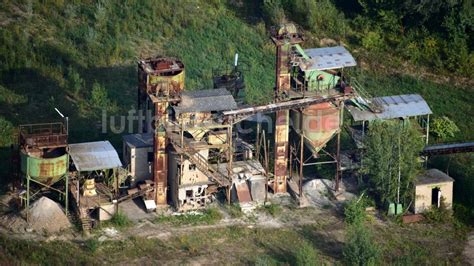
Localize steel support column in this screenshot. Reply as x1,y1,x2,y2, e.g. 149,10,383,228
153,101,168,206
274,110,289,193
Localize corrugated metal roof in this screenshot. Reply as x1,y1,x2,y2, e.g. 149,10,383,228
302,46,357,71
69,141,122,172
174,88,237,115
123,133,153,148
347,94,432,122
415,169,454,185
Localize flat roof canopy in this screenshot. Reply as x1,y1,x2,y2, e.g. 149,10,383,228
301,46,357,71
347,94,432,122
69,141,122,172
174,88,237,115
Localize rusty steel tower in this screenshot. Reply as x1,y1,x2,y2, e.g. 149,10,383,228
138,57,185,206
270,24,303,193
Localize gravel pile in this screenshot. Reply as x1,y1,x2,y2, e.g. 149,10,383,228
28,196,71,233
302,179,356,207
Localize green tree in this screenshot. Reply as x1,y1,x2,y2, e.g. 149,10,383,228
66,66,84,97
86,82,118,117
343,224,380,266
0,117,15,147
362,120,424,206
344,197,367,226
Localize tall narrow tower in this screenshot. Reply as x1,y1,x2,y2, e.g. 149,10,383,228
138,57,185,206
270,24,303,193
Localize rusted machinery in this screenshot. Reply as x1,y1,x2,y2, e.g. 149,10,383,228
267,24,358,200
138,57,241,210
138,57,185,206
18,123,69,221
137,24,363,209
270,24,304,194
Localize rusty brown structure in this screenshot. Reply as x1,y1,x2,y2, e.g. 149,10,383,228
138,57,185,206
18,122,69,221
270,24,303,194
134,24,360,210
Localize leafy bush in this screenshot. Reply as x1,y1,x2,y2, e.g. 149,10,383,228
430,116,460,141
344,197,366,226
66,66,84,97
295,241,318,266
424,197,453,224
110,211,132,228
362,31,384,52
262,0,286,26
0,85,27,104
286,0,347,37
453,203,474,225
84,238,99,253
0,117,15,147
343,224,380,266
261,203,282,217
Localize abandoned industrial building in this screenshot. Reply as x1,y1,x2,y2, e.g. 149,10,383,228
6,23,473,234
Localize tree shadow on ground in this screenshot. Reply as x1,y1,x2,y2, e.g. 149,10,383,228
298,224,345,261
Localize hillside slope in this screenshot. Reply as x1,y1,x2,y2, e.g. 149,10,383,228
0,1,472,206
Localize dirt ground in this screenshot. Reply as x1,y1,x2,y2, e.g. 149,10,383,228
464,231,474,265
0,180,471,265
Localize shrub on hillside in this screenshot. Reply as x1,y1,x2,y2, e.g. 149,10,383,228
343,224,380,266
295,241,319,266
110,211,132,228
424,197,453,224
430,116,460,141
344,198,366,226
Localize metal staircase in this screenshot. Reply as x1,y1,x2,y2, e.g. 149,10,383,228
168,133,230,187
350,79,383,113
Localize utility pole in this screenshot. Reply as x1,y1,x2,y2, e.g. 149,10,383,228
397,130,401,205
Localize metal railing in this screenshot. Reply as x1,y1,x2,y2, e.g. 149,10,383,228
19,122,68,148
349,78,383,113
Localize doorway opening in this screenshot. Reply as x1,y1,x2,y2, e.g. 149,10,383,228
431,187,440,207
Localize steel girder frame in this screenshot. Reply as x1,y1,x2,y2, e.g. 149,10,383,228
289,100,344,197
23,174,69,223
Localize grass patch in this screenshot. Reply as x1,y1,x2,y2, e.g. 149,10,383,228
226,203,244,218
154,207,222,226
84,238,100,253
260,203,282,217
108,211,132,229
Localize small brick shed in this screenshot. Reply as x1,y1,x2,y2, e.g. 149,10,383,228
414,169,454,214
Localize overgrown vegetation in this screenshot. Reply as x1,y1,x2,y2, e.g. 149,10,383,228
362,120,424,207
226,203,244,218
424,197,454,224
262,0,473,78
295,241,319,266
344,197,367,226
343,224,380,266
431,116,460,141
84,238,100,253
154,207,222,226
109,211,132,229
343,196,380,265
260,203,282,217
